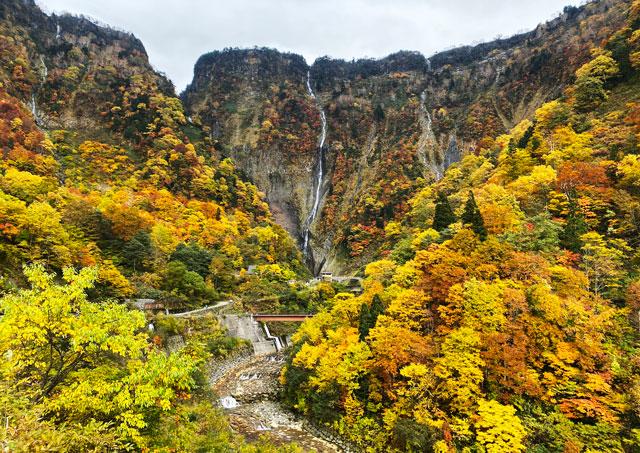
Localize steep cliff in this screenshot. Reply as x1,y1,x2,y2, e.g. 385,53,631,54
182,49,312,240
0,0,177,134
182,0,627,274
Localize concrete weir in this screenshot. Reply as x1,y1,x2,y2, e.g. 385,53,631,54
216,314,281,355
164,301,313,355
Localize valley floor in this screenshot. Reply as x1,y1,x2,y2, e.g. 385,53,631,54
212,353,343,452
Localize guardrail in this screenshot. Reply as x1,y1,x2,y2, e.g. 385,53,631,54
170,300,233,317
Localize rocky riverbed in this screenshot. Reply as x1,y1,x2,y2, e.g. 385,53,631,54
211,352,345,452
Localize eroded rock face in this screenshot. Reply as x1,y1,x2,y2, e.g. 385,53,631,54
182,0,626,273
182,49,316,260
0,0,174,135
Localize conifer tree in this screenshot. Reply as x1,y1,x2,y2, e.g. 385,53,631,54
517,124,535,149
370,294,385,321
359,295,385,341
432,192,457,232
462,191,487,240
122,231,152,271
374,104,385,122
560,197,588,252
359,302,371,341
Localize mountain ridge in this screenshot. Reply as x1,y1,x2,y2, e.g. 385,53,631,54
180,1,596,94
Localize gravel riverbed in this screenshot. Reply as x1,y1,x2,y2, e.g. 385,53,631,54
211,352,346,452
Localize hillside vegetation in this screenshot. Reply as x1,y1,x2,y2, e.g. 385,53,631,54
0,0,306,308
1,0,640,451
183,0,628,272
282,2,640,451
0,1,305,450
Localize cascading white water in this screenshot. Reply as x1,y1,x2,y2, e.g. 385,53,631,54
417,90,443,180
302,71,327,256
40,56,48,79
30,93,38,121
29,56,48,126
262,323,283,351
420,91,430,126
495,66,504,85
220,395,239,409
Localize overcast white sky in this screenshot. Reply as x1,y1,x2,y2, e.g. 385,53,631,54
36,0,584,92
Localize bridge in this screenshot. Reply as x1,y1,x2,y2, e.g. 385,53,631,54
143,301,315,355
166,302,312,322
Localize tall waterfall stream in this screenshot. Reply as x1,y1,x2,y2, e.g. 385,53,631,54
301,71,327,258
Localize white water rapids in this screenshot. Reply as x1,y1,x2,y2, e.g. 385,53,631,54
302,71,327,256
220,395,239,409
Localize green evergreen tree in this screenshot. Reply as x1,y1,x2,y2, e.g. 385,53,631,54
432,192,457,232
560,196,589,252
358,303,371,341
461,191,487,240
373,104,385,122
170,242,213,277
358,295,385,341
122,231,152,271
370,294,385,320
517,124,535,149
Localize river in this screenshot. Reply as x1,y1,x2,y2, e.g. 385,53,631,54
213,352,344,452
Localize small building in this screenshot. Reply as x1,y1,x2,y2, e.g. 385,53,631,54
246,265,257,275
321,271,333,281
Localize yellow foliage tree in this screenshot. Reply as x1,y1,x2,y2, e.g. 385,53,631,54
473,399,526,453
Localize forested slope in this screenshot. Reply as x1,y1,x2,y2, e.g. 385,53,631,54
0,2,306,450
282,2,640,451
0,0,306,309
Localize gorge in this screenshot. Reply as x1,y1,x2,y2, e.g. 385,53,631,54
181,0,625,274
2,0,640,451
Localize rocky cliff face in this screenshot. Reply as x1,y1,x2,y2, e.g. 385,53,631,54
182,49,312,242
0,0,174,136
0,0,307,292
182,0,628,274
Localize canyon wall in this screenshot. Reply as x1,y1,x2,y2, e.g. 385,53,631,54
182,0,626,273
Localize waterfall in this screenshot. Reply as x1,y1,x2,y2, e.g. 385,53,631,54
262,323,283,351
302,71,327,256
420,91,430,126
29,56,48,126
40,56,48,80
30,93,38,122
495,66,504,85
426,58,432,72
56,23,61,40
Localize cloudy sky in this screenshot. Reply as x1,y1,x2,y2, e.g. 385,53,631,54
36,0,583,92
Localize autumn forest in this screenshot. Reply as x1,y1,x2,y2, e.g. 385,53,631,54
1,0,640,451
